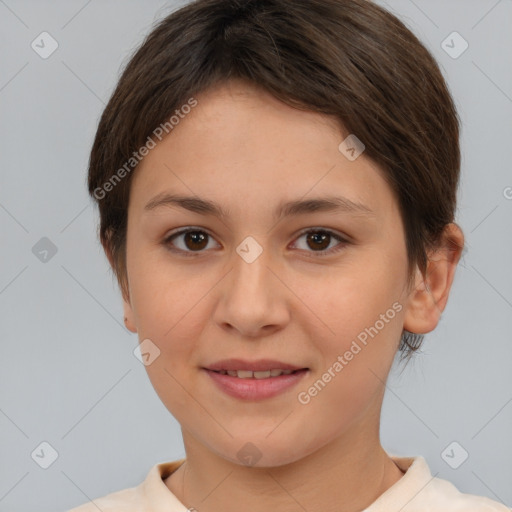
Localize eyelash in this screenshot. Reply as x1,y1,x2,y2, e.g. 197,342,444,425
162,227,350,258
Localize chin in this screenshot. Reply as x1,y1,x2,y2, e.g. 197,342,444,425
210,434,322,469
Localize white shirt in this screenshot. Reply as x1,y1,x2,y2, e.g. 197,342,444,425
67,455,511,511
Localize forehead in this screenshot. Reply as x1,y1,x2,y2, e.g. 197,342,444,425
129,80,399,222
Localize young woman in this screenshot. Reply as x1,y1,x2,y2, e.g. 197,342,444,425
69,0,509,510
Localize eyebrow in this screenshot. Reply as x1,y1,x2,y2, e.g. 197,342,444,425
144,193,375,220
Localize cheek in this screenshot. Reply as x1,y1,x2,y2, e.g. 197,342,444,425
127,242,203,337
299,260,404,405
126,248,210,392
310,259,404,348
133,287,207,421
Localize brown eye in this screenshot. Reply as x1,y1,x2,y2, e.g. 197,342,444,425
305,231,331,251
293,229,348,256
182,231,208,251
164,228,219,255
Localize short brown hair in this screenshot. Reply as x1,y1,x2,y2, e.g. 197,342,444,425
88,0,461,359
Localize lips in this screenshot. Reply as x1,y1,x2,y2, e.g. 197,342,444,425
202,359,309,400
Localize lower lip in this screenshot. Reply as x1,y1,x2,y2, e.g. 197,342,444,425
203,369,308,400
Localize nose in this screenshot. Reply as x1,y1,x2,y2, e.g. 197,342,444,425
212,242,290,338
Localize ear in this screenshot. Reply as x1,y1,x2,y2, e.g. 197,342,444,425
122,298,137,333
101,237,137,334
403,223,464,335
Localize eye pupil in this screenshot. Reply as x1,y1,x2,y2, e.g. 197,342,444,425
307,232,330,251
185,231,208,251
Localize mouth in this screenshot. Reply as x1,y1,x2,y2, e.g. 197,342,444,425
202,359,309,400
208,368,306,379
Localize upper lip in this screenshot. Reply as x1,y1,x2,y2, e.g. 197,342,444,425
204,359,307,372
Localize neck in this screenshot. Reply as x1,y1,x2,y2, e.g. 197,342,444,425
165,421,404,512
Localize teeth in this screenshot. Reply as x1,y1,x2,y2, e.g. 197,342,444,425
216,369,299,378
236,370,253,379
253,370,271,379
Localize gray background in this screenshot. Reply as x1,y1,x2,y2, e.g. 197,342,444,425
0,0,511,510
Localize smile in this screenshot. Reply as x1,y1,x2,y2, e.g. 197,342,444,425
210,369,301,379
204,367,309,400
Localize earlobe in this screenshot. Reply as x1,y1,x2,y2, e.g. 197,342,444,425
403,223,464,335
123,299,137,333
102,237,137,333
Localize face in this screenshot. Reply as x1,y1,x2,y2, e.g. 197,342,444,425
122,79,414,466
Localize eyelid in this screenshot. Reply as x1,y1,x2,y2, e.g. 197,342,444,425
293,226,350,242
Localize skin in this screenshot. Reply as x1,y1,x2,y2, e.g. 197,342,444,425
108,79,464,512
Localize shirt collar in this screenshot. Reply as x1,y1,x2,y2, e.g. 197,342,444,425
140,454,433,511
